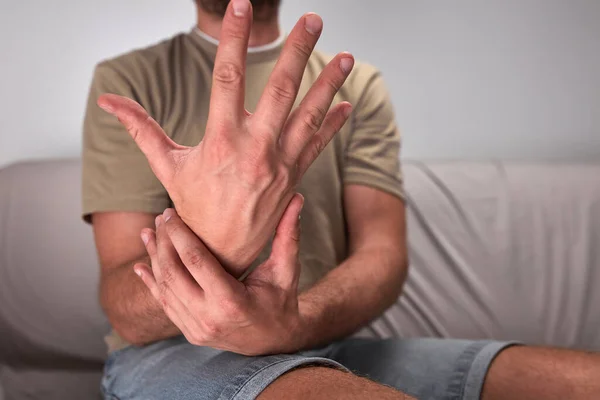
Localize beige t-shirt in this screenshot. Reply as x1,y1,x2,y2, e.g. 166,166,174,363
82,29,403,351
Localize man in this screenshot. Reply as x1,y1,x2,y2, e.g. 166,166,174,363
83,0,600,399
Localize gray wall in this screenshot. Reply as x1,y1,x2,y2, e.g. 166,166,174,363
1,0,599,167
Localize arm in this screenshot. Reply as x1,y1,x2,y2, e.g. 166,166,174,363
93,212,180,345
97,8,354,278
132,196,307,356
293,59,408,348
82,51,175,345
297,184,408,348
127,185,407,355
87,3,353,346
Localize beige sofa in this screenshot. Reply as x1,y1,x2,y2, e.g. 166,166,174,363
1,159,599,400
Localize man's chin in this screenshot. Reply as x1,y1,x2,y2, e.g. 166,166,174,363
196,0,281,20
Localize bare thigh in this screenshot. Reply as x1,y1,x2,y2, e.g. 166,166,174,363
482,346,600,400
258,367,414,400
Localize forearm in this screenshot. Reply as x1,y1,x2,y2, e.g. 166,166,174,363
297,246,408,350
99,255,181,345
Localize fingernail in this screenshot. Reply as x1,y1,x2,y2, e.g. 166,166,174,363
134,268,142,277
304,13,323,35
155,215,162,227
340,57,354,74
343,104,353,118
141,231,149,246
232,0,249,17
97,100,114,114
163,208,174,222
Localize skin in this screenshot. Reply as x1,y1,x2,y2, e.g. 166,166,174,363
95,0,407,349
259,367,416,400
481,346,600,399
95,1,363,346
197,5,281,48
97,9,354,277
133,186,406,356
93,0,411,397
135,199,307,356
197,0,281,26
92,0,600,398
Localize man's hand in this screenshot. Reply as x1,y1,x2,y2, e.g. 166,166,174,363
134,195,306,356
96,0,354,276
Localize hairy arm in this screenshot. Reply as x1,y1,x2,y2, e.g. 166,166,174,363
93,212,180,345
87,5,354,347
297,184,408,349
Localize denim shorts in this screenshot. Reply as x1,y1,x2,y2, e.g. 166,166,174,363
101,336,517,400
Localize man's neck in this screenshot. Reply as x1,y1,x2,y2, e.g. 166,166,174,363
196,8,281,47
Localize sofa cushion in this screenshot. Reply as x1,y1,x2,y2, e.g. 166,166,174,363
0,160,109,365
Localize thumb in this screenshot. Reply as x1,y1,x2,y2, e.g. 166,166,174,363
267,193,304,289
97,94,180,184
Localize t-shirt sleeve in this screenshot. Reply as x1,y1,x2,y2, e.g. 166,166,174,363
343,70,404,200
81,63,170,223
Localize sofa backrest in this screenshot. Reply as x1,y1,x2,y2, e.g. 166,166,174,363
364,161,600,351
0,160,108,366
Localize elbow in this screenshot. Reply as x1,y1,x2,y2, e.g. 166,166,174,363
99,283,148,347
113,324,148,347
103,309,149,347
389,252,409,301
399,253,409,283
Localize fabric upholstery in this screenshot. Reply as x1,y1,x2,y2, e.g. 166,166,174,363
0,160,109,365
362,162,600,351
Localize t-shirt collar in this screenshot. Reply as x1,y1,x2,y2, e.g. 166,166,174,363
193,27,285,53
190,26,285,64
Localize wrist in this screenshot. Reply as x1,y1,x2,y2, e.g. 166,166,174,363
271,303,314,354
288,299,318,351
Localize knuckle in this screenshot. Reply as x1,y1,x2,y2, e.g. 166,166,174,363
223,25,247,42
302,106,326,132
218,297,244,319
164,222,179,238
313,137,326,154
127,115,153,144
158,291,169,309
274,164,294,190
290,40,313,60
189,331,207,346
268,75,297,105
213,62,244,87
288,230,301,246
255,167,276,187
160,266,176,286
254,162,274,181
323,77,341,94
205,135,237,167
243,153,276,185
186,332,201,346
158,279,170,296
300,142,323,172
212,133,236,152
186,250,205,268
202,319,221,339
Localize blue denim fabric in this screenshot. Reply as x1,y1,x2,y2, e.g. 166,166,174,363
101,336,517,400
